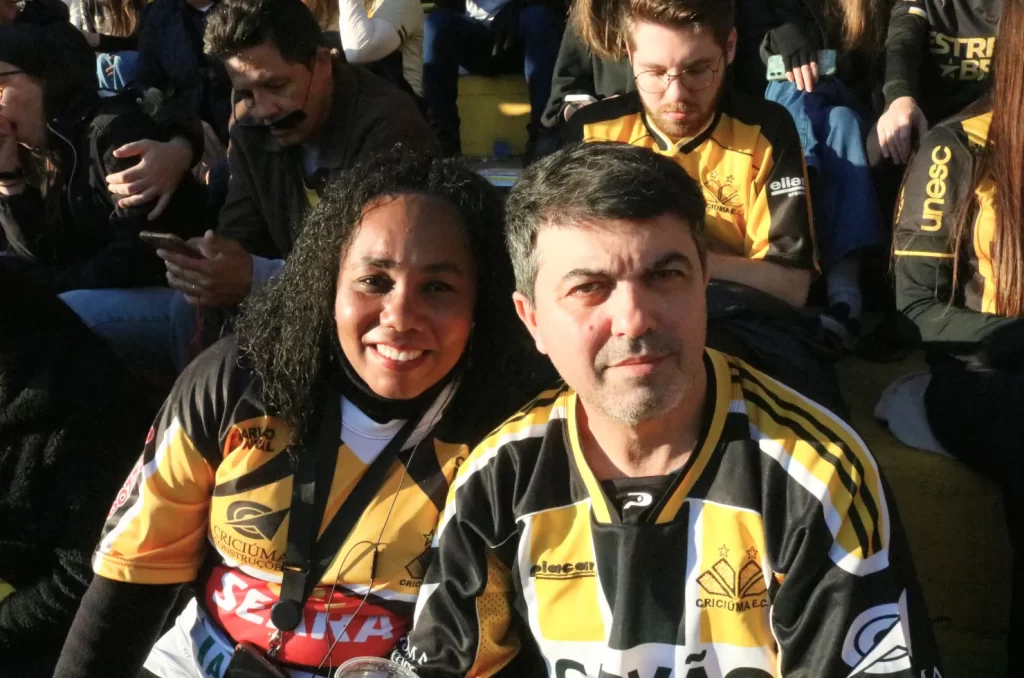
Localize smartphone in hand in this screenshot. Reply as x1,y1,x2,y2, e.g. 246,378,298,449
139,231,203,259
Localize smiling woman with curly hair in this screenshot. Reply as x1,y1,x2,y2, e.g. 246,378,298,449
55,149,551,678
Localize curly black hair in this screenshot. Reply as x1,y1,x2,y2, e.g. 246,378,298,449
235,148,529,440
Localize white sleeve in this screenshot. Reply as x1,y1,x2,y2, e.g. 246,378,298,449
339,0,403,64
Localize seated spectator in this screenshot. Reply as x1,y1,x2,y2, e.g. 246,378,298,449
542,0,774,136
55,150,547,678
874,0,1001,166
0,25,211,297
2,0,95,86
760,0,889,346
65,0,437,380
134,0,233,146
0,259,159,678
73,0,148,93
564,0,844,409
397,142,942,678
339,0,425,97
422,0,566,156
892,0,1024,660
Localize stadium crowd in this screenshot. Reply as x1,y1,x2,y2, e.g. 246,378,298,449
0,0,1019,674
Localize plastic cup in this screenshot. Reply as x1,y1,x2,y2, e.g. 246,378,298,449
334,657,419,678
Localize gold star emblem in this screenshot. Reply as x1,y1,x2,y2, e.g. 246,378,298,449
725,175,734,184
708,169,719,180
718,545,729,558
747,547,759,561
423,530,435,548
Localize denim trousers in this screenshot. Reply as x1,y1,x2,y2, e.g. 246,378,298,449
766,78,884,271
422,5,564,152
59,287,199,379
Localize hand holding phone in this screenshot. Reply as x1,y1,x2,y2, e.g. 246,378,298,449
139,230,203,259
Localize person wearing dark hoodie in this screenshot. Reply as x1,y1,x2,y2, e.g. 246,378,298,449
759,0,891,349
0,258,160,677
0,24,213,371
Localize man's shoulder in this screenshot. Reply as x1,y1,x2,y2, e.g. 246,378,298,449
719,90,800,147
712,348,859,448
563,92,644,142
463,384,573,464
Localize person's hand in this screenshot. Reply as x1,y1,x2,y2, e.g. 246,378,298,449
491,0,525,56
0,117,20,172
106,137,194,220
876,96,928,166
769,23,819,93
160,231,254,307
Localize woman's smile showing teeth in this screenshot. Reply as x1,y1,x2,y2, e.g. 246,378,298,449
375,345,425,362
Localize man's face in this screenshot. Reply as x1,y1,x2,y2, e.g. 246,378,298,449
514,215,709,426
628,21,736,141
225,41,332,146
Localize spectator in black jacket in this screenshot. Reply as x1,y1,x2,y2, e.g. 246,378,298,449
134,0,233,145
0,258,160,677
760,0,890,347
0,25,213,370
874,0,1001,166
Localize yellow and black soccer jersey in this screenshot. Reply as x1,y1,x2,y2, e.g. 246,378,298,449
93,337,472,676
399,349,941,678
894,109,1019,346
563,90,816,271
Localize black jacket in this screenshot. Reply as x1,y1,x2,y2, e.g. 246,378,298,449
883,0,1000,122
0,93,213,294
0,261,160,677
134,0,232,143
541,27,634,130
218,63,437,259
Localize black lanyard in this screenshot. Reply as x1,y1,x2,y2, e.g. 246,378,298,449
270,385,421,633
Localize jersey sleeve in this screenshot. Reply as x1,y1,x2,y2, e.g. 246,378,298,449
91,342,237,585
397,431,524,677
755,392,943,677
745,105,817,270
883,0,929,108
893,126,1015,345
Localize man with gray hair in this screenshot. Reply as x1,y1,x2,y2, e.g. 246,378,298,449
397,142,940,678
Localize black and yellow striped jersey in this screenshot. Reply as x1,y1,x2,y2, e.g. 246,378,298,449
93,338,471,676
893,109,1018,346
562,90,817,271
398,349,941,678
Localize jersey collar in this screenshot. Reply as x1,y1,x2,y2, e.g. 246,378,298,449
641,105,721,156
565,349,730,525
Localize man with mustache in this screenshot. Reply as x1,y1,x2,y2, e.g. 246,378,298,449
396,142,941,678
84,0,436,376
562,0,847,411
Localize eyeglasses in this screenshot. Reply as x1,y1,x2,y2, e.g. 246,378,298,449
633,54,723,94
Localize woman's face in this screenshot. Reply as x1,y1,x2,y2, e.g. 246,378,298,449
0,62,44,148
335,193,478,401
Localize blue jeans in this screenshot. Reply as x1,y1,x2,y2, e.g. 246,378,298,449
765,78,883,271
422,5,564,154
59,287,199,378
96,51,140,94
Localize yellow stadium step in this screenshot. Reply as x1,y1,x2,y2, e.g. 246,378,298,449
837,351,1010,676
457,74,531,158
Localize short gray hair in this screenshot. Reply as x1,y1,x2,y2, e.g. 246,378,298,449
505,142,707,300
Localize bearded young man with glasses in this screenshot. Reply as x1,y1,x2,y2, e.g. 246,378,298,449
563,0,851,413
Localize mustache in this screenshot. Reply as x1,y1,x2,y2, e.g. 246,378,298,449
263,109,307,130
595,333,681,370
